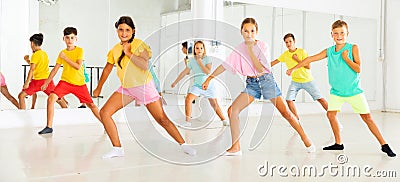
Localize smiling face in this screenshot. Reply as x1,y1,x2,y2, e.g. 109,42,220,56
117,23,134,43
194,42,205,57
331,26,349,46
241,23,258,42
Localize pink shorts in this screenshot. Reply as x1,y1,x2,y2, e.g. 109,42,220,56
0,73,6,86
116,80,161,105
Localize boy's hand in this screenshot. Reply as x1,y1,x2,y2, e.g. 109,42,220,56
342,50,349,60
23,82,29,89
41,82,49,91
24,55,30,62
286,69,293,76
59,52,67,60
93,87,101,98
292,54,298,61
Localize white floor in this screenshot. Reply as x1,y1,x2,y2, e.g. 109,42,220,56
1,107,399,181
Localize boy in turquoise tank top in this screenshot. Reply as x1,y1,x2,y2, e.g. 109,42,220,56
286,20,395,157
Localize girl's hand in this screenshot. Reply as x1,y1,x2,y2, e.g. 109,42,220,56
292,54,298,61
171,82,177,88
123,43,132,55
202,80,209,90
93,87,101,98
286,69,293,76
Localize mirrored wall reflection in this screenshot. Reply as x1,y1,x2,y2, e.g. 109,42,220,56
160,3,378,103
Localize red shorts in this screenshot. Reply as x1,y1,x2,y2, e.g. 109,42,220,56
23,79,55,96
53,80,93,103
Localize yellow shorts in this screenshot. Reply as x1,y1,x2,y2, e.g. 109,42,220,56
328,93,370,114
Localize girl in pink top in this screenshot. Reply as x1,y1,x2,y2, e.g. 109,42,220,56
0,72,19,108
202,18,315,156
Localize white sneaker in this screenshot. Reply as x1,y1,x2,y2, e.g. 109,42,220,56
222,120,229,126
102,147,124,159
306,144,316,153
181,143,196,156
181,122,191,127
223,150,242,156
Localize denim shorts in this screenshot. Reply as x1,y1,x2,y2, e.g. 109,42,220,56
286,80,323,101
243,73,282,100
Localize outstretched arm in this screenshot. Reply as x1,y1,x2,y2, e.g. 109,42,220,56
271,59,280,67
93,63,114,97
41,64,61,91
342,45,361,73
286,49,327,76
171,67,190,88
202,65,226,90
292,54,311,69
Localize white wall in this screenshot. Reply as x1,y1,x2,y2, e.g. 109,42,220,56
384,0,400,111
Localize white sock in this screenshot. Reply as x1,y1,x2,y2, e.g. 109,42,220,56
181,143,196,156
102,146,124,159
306,144,316,153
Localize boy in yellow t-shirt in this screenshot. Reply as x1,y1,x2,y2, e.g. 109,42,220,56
38,27,101,134
272,33,342,129
18,33,68,110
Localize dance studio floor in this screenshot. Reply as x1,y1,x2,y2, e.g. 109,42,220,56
0,103,399,181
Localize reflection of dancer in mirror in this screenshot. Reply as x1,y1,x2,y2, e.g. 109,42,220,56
93,16,196,158
171,41,228,127
202,18,315,156
38,27,101,135
181,41,195,104
19,33,68,110
287,20,396,157
271,33,343,130
0,72,19,108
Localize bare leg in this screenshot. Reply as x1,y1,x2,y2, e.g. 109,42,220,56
31,93,37,109
317,98,328,111
18,91,28,109
184,93,197,122
286,100,299,120
1,85,19,108
146,99,185,144
360,113,386,145
45,93,59,128
100,92,134,147
271,96,312,147
326,111,342,144
86,102,101,121
208,98,226,121
56,97,68,108
226,93,254,153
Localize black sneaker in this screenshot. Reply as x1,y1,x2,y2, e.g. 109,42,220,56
381,144,396,157
38,127,53,134
78,105,87,108
323,143,344,150
192,100,195,104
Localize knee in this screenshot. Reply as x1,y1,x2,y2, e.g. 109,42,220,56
157,116,173,128
18,92,26,99
228,106,239,118
280,110,292,120
326,112,336,120
99,108,110,119
185,97,193,105
47,94,58,103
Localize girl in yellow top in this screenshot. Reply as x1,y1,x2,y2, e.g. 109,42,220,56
18,33,67,110
93,16,196,158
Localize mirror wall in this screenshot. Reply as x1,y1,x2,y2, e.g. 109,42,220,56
0,0,378,109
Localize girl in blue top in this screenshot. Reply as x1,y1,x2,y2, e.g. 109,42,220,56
171,41,227,127
287,20,395,157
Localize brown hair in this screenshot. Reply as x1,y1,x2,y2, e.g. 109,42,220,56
241,17,258,32
193,41,206,57
332,20,348,30
283,33,295,41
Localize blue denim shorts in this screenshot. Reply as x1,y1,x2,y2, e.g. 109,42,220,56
243,73,282,100
286,80,324,101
